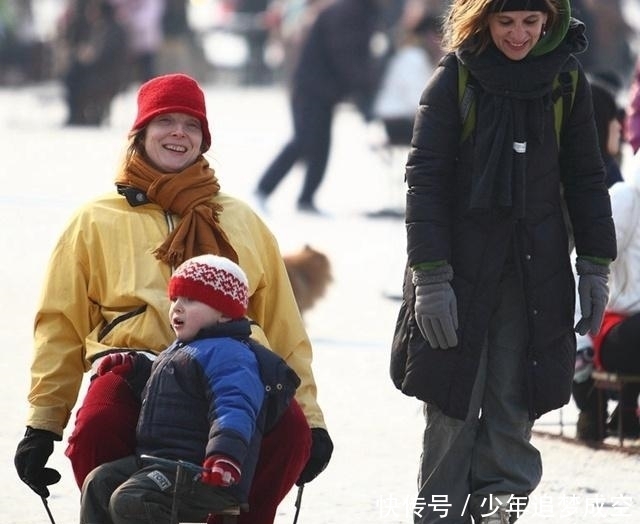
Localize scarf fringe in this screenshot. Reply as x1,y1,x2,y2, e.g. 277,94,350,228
154,247,185,268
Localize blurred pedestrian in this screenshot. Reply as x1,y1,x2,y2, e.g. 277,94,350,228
589,79,624,188
61,0,129,125
393,1,615,522
14,73,332,524
372,13,443,145
112,0,166,82
570,0,636,87
274,0,332,82
158,0,209,79
254,0,381,214
234,0,275,85
0,0,46,84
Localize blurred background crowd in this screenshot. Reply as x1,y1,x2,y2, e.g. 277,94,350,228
1,1,638,127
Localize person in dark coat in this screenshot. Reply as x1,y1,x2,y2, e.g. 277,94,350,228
589,79,624,189
394,1,616,522
254,0,380,213
80,254,301,523
62,0,129,126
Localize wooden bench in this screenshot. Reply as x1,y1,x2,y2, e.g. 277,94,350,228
591,370,640,446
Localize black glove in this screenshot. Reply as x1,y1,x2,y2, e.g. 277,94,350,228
15,426,62,497
296,427,333,486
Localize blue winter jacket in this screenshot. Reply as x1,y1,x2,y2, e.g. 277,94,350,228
136,319,266,501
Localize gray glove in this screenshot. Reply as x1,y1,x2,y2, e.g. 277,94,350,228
412,265,458,349
575,257,609,336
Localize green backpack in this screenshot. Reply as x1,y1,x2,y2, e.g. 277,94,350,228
457,61,579,146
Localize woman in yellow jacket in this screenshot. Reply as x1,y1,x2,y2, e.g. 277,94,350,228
14,73,332,524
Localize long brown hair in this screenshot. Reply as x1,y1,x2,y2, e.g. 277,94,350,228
441,0,559,54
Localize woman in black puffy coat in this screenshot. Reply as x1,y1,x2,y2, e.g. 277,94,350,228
395,1,616,523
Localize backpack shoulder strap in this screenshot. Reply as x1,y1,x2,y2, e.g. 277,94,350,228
458,60,578,146
551,68,579,147
458,61,476,143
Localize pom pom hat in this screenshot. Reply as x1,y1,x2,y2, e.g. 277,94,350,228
132,73,212,151
169,255,249,319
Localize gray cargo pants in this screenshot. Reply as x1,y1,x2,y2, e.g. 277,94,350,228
80,455,238,524
414,266,542,523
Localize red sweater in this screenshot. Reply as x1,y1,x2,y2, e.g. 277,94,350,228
590,311,627,369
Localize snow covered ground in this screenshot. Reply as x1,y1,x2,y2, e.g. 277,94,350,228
2,81,640,523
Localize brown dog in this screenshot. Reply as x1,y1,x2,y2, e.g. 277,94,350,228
283,245,333,314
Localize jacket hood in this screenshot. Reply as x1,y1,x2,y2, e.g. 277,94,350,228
531,0,585,56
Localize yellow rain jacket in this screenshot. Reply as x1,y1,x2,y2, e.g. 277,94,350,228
28,191,325,435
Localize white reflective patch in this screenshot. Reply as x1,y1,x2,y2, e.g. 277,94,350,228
513,141,527,153
147,470,172,491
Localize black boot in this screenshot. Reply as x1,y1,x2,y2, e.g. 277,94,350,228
573,378,607,442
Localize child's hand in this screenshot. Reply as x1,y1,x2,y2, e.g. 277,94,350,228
201,455,241,487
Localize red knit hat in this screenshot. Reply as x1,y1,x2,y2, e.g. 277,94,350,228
168,255,249,319
132,73,212,150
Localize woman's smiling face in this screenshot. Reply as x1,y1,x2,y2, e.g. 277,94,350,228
143,113,204,172
488,10,548,61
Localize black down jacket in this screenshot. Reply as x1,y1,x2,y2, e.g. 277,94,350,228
292,0,379,107
396,23,616,421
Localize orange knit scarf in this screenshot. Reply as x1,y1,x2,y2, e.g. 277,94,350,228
115,154,238,267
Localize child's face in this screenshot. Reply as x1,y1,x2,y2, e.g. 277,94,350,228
169,297,229,341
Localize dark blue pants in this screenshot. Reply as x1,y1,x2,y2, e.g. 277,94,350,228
80,455,238,524
257,92,334,205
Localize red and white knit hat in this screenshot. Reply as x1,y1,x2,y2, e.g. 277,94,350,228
168,255,249,319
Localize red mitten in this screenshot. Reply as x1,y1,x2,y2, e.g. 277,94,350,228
96,353,135,377
201,455,241,487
